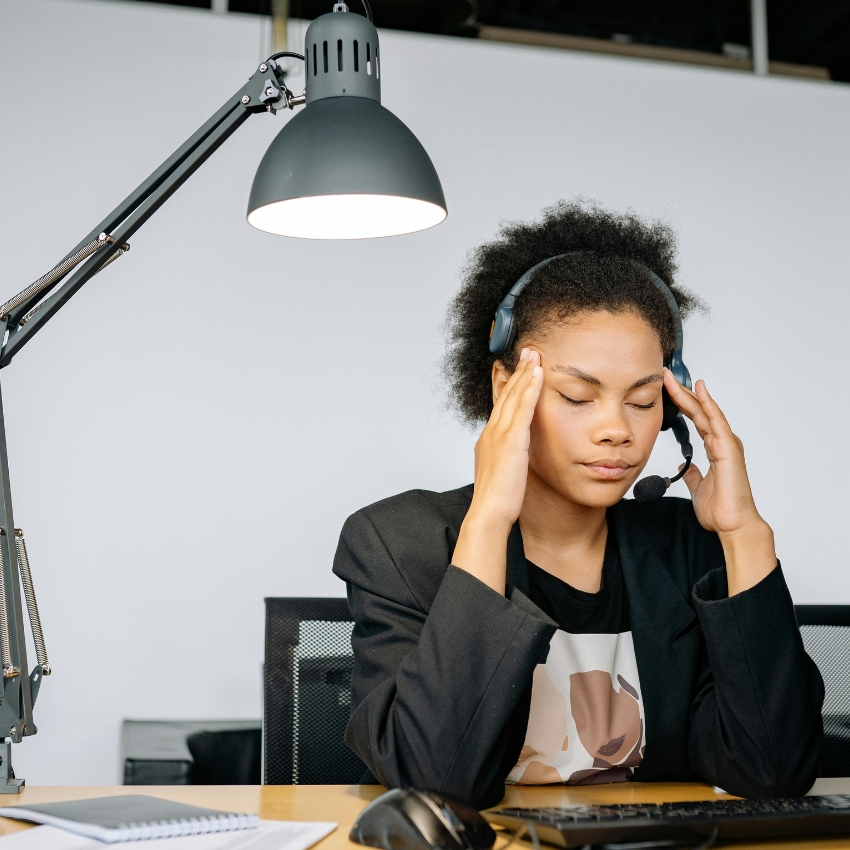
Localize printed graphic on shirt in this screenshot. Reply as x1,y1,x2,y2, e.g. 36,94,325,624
507,630,645,785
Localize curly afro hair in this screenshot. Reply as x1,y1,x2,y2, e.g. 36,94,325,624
445,201,704,424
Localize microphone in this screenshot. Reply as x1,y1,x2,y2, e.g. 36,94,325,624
633,457,692,501
633,474,672,502
634,416,693,502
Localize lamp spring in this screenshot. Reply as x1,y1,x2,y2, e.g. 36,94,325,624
0,536,19,679
0,234,113,321
15,531,49,676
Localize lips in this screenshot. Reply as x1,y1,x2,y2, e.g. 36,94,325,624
583,459,633,481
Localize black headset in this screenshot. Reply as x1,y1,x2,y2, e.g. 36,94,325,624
488,252,693,501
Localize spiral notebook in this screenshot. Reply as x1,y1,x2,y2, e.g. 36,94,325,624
0,795,260,843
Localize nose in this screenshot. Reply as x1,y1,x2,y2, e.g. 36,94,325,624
592,399,634,447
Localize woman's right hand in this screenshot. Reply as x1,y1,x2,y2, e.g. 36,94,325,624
451,348,543,594
471,348,544,528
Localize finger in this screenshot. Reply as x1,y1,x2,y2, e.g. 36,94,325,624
693,380,735,437
663,369,713,438
497,350,542,429
491,347,529,419
681,462,704,500
663,368,699,402
507,362,544,434
662,368,701,410
665,373,742,466
491,348,535,422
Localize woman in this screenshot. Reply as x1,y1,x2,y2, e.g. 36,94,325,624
333,202,823,809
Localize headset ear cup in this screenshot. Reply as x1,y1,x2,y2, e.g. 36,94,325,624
489,307,515,355
661,386,679,431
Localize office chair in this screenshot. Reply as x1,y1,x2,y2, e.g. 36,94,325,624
186,728,261,784
262,599,850,783
796,605,850,777
122,719,262,785
264,597,368,784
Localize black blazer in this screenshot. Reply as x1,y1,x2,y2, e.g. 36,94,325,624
333,485,824,809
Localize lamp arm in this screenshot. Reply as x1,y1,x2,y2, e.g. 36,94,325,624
0,59,298,368
0,58,299,756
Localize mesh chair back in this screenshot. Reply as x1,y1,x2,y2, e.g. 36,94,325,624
796,605,850,777
264,597,367,784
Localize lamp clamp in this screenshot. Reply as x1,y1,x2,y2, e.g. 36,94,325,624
260,78,281,107
241,59,306,115
241,67,283,113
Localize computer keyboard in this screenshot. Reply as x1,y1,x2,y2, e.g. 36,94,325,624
488,795,850,848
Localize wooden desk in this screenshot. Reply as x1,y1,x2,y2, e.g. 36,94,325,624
0,780,849,849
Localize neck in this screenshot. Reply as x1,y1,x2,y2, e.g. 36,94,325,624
519,470,609,592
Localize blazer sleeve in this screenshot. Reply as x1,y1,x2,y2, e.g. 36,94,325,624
333,510,557,809
688,564,824,797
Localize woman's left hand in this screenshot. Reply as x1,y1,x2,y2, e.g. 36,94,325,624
663,368,777,595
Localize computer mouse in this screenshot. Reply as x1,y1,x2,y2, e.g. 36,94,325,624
350,788,497,850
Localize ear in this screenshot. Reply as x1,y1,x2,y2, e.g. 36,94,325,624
492,360,510,405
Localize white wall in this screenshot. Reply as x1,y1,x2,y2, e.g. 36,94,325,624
1,0,849,785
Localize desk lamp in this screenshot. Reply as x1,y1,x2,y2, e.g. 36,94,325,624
0,0,446,791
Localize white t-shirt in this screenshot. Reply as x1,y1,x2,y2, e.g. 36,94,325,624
508,630,645,785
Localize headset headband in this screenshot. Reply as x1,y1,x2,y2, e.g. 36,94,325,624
488,250,690,390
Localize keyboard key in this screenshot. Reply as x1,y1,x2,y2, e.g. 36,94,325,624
489,795,850,848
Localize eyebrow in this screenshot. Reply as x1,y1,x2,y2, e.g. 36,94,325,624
628,372,664,389
551,365,663,390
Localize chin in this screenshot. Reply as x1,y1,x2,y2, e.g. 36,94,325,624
568,479,636,508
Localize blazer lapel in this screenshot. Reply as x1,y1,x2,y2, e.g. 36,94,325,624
505,521,530,598
611,501,699,781
612,501,696,642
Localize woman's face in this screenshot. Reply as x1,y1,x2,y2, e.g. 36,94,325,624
495,310,665,508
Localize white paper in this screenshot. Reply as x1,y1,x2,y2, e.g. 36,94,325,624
0,826,90,849
0,821,337,850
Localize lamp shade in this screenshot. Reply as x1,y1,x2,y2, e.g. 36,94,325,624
247,9,447,240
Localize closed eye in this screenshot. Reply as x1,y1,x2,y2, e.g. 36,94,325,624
559,394,657,409
559,393,591,406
